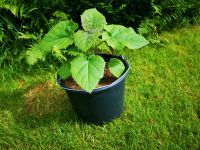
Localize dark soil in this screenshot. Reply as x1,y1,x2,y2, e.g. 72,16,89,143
64,67,117,89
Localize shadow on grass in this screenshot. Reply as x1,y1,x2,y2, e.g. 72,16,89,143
0,83,80,129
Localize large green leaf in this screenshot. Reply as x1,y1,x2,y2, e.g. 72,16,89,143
38,20,78,52
58,62,71,80
108,58,125,78
81,8,107,34
102,25,149,50
74,30,99,52
102,31,125,51
70,55,105,93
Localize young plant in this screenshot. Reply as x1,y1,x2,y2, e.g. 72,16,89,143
26,8,149,93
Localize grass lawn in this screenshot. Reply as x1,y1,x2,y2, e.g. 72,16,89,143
0,25,199,149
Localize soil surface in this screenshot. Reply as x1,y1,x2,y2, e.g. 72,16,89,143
64,67,117,89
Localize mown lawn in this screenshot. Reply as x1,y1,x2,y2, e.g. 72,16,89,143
0,26,199,149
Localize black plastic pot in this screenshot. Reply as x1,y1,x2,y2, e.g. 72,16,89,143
57,54,130,125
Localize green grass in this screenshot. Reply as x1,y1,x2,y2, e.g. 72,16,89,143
0,26,200,149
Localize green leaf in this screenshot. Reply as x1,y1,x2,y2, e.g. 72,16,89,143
52,46,67,61
70,55,105,93
64,45,85,57
97,42,112,53
74,30,99,52
17,32,37,40
108,58,125,78
58,62,71,80
26,47,43,65
52,10,69,20
0,29,4,42
81,8,107,34
103,25,149,50
38,20,78,52
102,31,125,50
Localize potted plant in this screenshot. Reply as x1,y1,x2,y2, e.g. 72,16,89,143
26,8,148,124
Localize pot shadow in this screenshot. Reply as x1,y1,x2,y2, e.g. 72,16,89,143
0,83,81,129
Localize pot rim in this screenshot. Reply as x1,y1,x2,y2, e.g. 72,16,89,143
57,54,130,94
